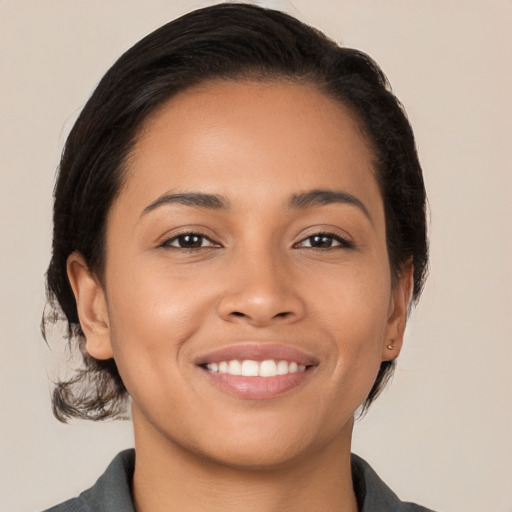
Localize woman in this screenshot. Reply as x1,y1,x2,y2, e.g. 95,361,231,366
43,3,432,511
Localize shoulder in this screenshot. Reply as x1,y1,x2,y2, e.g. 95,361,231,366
351,453,438,512
40,449,136,512
42,497,90,512
42,449,437,512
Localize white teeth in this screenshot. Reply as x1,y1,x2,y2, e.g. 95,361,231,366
276,360,289,375
241,360,259,376
259,360,277,377
205,359,307,377
228,360,242,375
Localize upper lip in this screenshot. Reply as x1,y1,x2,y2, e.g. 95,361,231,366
195,343,319,367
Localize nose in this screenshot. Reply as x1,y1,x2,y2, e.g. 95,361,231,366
217,250,306,327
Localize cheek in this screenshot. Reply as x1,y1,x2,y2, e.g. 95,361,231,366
315,261,391,383
319,258,392,334
104,262,212,392
108,256,209,333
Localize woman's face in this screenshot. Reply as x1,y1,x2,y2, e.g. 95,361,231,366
71,80,411,468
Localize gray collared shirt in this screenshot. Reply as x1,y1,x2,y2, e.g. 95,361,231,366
42,449,436,511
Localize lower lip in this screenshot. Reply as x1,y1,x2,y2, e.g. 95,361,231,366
200,367,314,400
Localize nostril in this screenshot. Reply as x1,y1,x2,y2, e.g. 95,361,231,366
232,311,245,317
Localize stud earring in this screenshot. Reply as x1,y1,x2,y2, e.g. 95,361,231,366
387,344,394,350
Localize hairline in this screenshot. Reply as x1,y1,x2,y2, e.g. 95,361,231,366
93,74,391,288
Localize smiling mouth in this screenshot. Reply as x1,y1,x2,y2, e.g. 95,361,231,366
196,343,317,399
197,346,316,399
204,359,307,377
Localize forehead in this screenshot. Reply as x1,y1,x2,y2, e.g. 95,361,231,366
119,80,381,217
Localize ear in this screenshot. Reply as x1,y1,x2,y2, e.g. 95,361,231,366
381,261,414,361
67,251,114,360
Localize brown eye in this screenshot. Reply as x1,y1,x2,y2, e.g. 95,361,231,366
309,234,335,248
177,234,203,248
296,233,354,250
162,233,217,249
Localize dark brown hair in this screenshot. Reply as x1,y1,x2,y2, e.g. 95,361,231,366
43,2,428,422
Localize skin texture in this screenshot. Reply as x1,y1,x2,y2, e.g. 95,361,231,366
67,81,412,512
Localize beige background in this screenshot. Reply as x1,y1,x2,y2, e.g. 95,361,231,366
1,1,511,511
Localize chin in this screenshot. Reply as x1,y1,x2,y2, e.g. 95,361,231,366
195,437,314,471
179,414,351,472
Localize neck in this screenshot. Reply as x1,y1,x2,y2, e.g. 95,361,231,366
131,413,358,512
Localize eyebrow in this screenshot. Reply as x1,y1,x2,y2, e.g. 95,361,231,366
140,192,229,218
140,188,371,222
288,189,371,221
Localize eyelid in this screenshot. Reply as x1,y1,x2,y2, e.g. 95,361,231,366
294,231,355,249
155,226,354,250
158,229,222,249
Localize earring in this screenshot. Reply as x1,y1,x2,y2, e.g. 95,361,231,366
387,344,394,350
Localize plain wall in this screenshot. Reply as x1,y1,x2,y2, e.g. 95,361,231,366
1,1,511,511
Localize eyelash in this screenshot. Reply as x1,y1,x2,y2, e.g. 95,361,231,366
294,232,354,250
159,232,219,250
159,231,354,251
